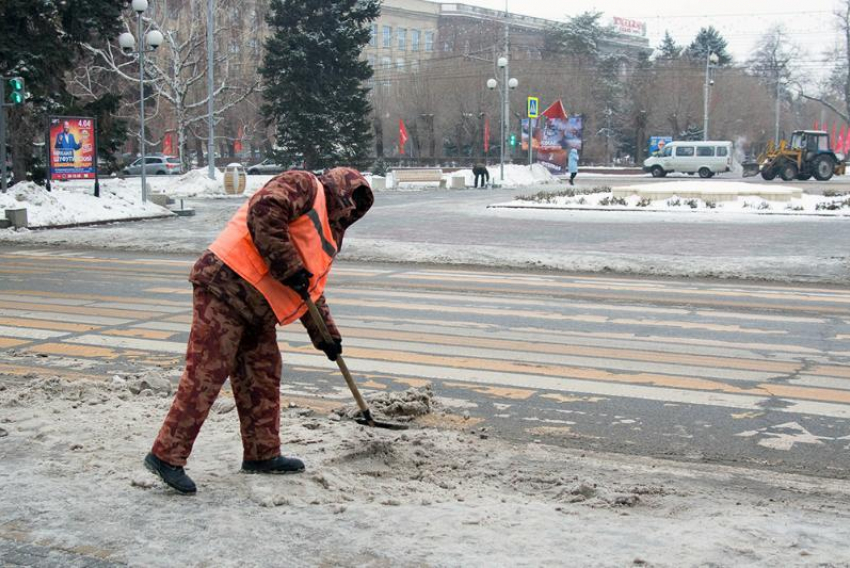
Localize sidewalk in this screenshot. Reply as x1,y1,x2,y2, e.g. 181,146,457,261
1,374,848,567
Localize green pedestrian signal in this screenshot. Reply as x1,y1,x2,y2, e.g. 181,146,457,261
8,77,25,105
509,133,517,147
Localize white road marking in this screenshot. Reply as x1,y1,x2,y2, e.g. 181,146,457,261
0,325,68,340
0,308,130,326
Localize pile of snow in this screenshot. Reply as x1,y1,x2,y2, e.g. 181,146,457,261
160,167,226,197
0,180,172,228
145,168,277,199
449,163,556,188
1,373,849,566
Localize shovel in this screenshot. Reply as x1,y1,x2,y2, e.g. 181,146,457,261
303,296,408,430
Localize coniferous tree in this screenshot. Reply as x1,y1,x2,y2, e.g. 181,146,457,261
657,31,681,60
261,0,379,170
686,26,732,65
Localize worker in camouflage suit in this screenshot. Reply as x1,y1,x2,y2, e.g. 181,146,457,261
145,168,374,494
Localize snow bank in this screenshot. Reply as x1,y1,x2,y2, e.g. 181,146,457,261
494,184,850,216
145,168,275,199
1,374,849,567
0,180,172,228
449,163,556,188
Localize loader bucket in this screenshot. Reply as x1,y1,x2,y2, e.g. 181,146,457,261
742,162,760,178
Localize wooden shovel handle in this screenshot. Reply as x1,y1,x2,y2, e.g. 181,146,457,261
303,296,371,417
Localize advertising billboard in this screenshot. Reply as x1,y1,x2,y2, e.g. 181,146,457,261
48,116,96,181
612,17,647,37
649,136,673,156
522,115,583,174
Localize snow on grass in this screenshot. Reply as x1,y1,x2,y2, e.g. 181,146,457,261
497,183,850,216
0,180,173,228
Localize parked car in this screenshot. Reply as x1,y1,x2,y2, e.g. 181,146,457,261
247,158,285,175
122,155,183,176
643,141,733,178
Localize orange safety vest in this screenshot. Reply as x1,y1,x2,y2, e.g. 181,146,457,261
208,177,337,325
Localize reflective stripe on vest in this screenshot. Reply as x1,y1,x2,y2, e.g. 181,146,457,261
208,177,337,325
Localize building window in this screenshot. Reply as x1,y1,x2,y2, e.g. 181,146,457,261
396,58,405,72
229,42,240,54
382,25,392,48
411,29,420,51
424,31,435,52
370,23,377,47
397,27,407,50
381,56,391,70
412,60,420,74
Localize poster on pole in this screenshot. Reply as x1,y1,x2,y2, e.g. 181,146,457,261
522,115,583,174
48,116,97,181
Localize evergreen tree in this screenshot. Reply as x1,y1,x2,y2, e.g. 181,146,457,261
686,26,732,65
261,0,379,170
657,31,681,60
544,11,604,60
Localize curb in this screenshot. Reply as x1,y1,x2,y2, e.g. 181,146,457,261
15,214,177,231
486,205,850,218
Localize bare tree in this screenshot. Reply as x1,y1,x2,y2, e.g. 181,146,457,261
78,0,259,166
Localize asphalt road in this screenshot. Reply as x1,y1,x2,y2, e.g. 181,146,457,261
0,246,848,479
2,174,847,283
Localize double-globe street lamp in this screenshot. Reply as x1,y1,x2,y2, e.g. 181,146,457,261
118,0,163,204
487,57,518,182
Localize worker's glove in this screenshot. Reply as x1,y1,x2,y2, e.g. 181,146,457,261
283,268,312,300
317,338,342,361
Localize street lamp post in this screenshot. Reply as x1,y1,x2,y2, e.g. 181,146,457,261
118,0,163,204
207,0,215,180
487,60,518,182
703,52,719,141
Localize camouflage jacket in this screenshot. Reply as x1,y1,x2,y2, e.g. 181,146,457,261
190,168,374,347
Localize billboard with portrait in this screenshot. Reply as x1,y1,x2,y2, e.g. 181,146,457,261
48,116,96,181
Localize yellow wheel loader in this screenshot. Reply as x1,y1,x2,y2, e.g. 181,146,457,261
742,130,846,181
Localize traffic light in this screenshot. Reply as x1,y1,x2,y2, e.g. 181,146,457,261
509,133,517,148
8,77,25,105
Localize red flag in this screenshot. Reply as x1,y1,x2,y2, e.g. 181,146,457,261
844,126,850,153
162,132,173,156
832,123,837,148
838,125,846,153
484,117,490,154
234,125,244,154
399,120,409,155
814,120,819,131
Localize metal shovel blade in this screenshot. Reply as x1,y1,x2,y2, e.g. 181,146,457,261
353,409,409,430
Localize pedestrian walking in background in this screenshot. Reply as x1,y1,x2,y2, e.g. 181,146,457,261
145,168,374,494
473,163,490,188
568,148,579,186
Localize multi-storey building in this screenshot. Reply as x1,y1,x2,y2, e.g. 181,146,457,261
361,0,441,78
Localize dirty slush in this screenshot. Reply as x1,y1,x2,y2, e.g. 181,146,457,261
1,374,849,567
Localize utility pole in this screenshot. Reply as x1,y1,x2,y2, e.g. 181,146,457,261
207,0,215,179
502,1,510,181
703,52,718,141
774,73,782,145
0,80,6,193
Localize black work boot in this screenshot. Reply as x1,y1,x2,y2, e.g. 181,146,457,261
241,456,305,474
144,453,197,494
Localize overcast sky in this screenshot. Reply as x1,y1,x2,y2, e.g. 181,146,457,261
441,0,843,82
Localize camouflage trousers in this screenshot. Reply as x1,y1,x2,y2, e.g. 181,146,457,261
151,285,282,466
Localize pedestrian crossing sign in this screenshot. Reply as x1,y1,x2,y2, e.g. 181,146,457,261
527,97,539,119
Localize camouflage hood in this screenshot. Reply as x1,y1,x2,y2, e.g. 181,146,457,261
319,168,374,246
